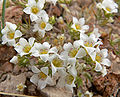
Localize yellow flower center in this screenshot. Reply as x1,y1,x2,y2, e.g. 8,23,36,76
106,7,111,12
7,31,15,39
96,53,102,63
52,58,63,67
31,6,39,14
65,74,74,85
38,72,47,80
39,49,48,54
75,24,81,30
84,42,93,47
40,21,46,29
23,45,31,53
69,48,78,57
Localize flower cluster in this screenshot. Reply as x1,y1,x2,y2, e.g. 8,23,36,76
1,0,118,96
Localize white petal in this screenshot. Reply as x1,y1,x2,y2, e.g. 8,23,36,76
29,37,35,46
46,76,53,85
19,38,28,46
41,67,48,75
101,66,107,77
80,33,88,40
51,63,57,75
30,74,39,85
76,48,86,58
71,24,76,30
2,35,8,44
78,18,85,26
1,27,9,34
10,56,18,64
68,58,76,66
28,0,36,6
31,66,40,73
73,17,78,24
14,30,22,38
45,23,53,31
30,14,38,22
8,39,16,46
6,22,17,31
95,61,102,71
23,7,31,14
101,58,111,67
40,54,49,62
63,42,72,51
37,0,45,9
38,30,46,37
81,25,89,31
43,42,51,49
101,49,108,58
38,10,49,22
68,65,77,77
38,80,46,89
48,47,58,54
73,40,81,49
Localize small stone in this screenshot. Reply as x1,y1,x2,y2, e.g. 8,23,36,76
0,62,13,72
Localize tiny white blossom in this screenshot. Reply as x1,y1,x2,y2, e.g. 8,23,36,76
71,17,89,33
14,37,35,57
79,33,103,61
33,12,53,37
30,42,58,62
30,66,53,89
16,83,26,92
85,91,93,97
94,48,111,71
61,40,86,65
48,53,66,75
1,22,22,46
57,65,77,92
23,0,45,21
96,0,118,13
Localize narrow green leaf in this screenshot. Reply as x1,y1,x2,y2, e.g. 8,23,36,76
2,0,6,28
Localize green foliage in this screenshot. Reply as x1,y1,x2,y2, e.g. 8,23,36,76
18,56,30,67
83,72,92,82
75,76,83,87
2,0,6,29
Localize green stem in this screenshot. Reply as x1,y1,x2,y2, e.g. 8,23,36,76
2,0,6,29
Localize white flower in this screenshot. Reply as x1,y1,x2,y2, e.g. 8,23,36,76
30,66,53,89
96,0,118,13
94,48,111,71
30,42,58,62
61,40,86,65
101,66,107,77
1,22,22,46
14,37,35,57
10,56,18,64
16,83,26,92
48,54,66,75
79,33,103,61
23,0,45,21
71,17,89,33
85,91,93,97
57,65,77,92
33,12,53,37
46,0,58,5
